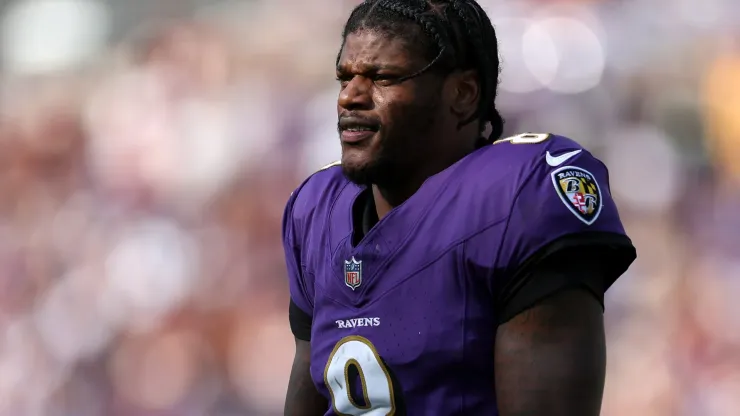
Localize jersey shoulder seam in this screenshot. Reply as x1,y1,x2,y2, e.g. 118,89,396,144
290,162,345,207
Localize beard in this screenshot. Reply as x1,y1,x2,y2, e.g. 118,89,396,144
340,95,442,187
340,134,396,186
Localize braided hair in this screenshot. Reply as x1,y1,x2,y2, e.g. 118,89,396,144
338,0,504,142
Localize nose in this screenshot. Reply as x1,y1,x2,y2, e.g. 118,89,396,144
337,76,373,111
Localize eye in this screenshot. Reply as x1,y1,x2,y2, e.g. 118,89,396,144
371,74,400,86
334,73,400,88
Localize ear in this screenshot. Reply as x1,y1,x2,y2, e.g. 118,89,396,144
445,69,479,122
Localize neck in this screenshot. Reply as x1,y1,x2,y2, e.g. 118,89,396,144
371,181,420,220
371,142,476,219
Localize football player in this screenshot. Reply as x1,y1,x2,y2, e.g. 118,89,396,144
283,1,636,415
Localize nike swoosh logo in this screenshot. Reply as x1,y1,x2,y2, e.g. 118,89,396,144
546,149,583,167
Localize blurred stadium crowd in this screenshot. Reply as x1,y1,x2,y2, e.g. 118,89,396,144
0,0,738,414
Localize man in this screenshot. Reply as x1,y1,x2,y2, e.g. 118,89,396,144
282,1,636,415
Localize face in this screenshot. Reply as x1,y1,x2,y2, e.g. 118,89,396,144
336,29,445,186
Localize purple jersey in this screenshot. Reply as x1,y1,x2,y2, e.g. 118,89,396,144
283,133,632,415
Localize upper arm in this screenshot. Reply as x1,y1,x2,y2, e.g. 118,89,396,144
494,287,606,416
283,190,314,338
493,144,636,322
484,140,636,414
285,338,328,416
283,191,326,414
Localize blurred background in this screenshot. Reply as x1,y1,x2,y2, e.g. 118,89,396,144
0,0,737,414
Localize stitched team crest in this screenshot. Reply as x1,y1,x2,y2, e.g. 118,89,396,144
344,257,362,290
551,166,602,225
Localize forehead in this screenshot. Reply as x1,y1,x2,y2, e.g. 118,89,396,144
337,30,417,70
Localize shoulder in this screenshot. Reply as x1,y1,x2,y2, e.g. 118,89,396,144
455,133,606,216
472,132,598,178
284,161,351,238
288,161,347,212
458,134,634,302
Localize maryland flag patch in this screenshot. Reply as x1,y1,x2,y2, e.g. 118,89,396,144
551,166,602,225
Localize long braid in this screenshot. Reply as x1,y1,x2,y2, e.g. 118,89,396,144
466,0,505,140
338,0,505,142
448,0,504,140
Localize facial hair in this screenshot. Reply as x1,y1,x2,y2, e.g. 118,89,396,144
341,92,442,187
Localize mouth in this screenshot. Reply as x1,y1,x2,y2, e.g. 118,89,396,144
338,116,380,144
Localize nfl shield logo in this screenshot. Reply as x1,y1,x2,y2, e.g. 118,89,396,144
344,257,362,290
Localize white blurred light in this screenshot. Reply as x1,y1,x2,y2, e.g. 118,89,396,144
34,269,114,364
0,319,70,411
1,0,110,74
498,18,553,94
520,22,559,88
499,16,605,95
527,18,605,94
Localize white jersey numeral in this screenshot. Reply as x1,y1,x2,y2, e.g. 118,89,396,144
324,336,397,415
495,132,551,144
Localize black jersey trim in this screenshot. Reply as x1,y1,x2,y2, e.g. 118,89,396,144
497,232,636,325
289,299,313,341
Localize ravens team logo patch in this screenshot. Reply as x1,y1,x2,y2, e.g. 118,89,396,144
551,166,602,225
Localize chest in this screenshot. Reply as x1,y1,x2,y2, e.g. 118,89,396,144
300,179,508,412
307,246,496,414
